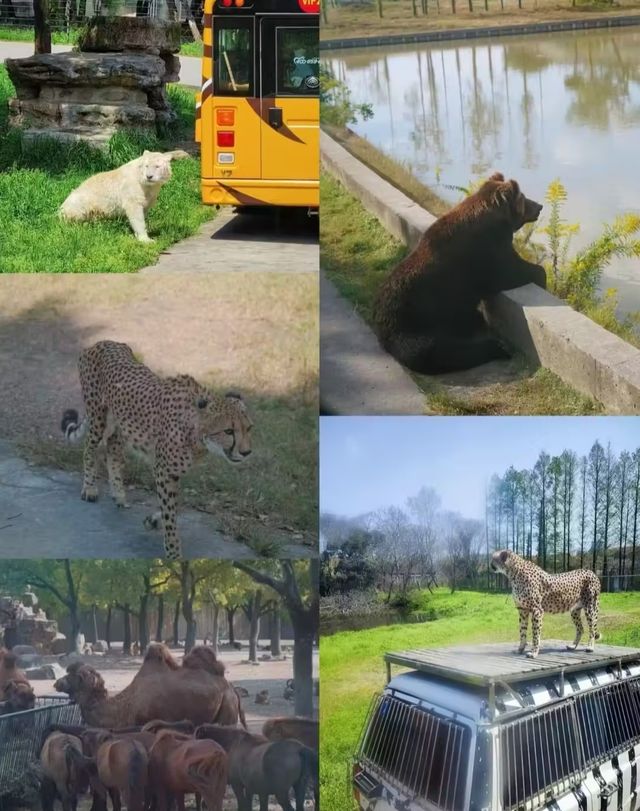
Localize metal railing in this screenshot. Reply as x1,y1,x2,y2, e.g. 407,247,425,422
0,696,82,796
498,675,640,811
356,676,640,811
499,700,583,811
358,693,470,811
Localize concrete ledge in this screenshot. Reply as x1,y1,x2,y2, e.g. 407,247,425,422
320,13,640,50
486,288,640,414
321,130,640,414
321,130,434,251
320,271,426,415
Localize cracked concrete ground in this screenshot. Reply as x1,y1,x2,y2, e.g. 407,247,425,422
0,441,313,559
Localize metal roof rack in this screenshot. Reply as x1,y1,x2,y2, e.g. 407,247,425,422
384,641,640,720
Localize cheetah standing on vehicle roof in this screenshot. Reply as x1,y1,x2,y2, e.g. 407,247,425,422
61,340,253,560
490,549,601,659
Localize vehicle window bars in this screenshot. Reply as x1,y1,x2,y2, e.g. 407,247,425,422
358,693,470,811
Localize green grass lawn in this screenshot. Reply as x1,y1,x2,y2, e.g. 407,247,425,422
0,66,213,272
320,171,601,415
321,588,640,811
0,25,203,55
0,25,78,44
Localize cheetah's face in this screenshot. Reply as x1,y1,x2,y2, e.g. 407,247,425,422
199,393,253,464
490,549,512,574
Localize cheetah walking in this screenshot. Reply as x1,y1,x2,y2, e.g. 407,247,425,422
490,550,601,659
62,340,253,560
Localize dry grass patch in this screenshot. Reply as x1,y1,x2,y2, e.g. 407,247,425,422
321,0,640,41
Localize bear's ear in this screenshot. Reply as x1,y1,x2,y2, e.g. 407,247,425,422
510,180,526,219
494,180,521,215
502,180,525,220
499,550,509,563
489,172,505,182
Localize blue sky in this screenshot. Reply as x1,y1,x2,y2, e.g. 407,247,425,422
320,417,640,521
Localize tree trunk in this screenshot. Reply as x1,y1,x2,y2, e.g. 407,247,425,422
105,605,112,650
155,594,164,642
184,618,197,651
227,607,237,645
247,590,262,663
270,607,282,658
180,562,197,652
70,611,83,654
173,599,181,647
92,604,99,643
211,604,220,655
632,461,640,578
123,604,132,655
291,609,314,717
33,0,52,54
139,593,149,653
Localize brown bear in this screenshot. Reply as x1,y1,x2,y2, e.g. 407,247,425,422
373,172,546,374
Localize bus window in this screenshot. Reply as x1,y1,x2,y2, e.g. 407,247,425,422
214,23,253,96
276,28,319,96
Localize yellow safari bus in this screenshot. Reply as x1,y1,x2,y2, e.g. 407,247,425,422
196,0,319,209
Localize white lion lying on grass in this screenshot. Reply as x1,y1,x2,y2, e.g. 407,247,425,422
59,149,190,242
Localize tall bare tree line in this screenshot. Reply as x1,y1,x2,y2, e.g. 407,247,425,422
486,442,640,579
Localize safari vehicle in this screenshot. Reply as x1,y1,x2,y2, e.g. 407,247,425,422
0,696,81,797
352,641,640,811
196,0,320,209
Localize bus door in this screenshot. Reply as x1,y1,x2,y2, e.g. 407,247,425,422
258,14,319,182
212,16,261,180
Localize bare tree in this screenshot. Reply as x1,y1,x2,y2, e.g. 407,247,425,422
440,513,483,592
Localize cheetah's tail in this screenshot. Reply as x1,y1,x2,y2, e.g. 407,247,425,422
61,409,87,443
595,632,602,641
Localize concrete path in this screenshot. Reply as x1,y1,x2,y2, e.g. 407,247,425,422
320,271,426,415
143,209,319,273
0,440,313,559
0,40,202,87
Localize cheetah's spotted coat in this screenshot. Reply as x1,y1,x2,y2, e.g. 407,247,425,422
491,549,601,658
62,340,253,560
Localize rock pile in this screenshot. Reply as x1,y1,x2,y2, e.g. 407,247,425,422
5,17,182,145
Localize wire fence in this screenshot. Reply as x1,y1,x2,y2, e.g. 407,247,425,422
0,0,199,32
0,696,82,798
485,572,640,594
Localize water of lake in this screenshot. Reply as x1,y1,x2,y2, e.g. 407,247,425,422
325,28,640,313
